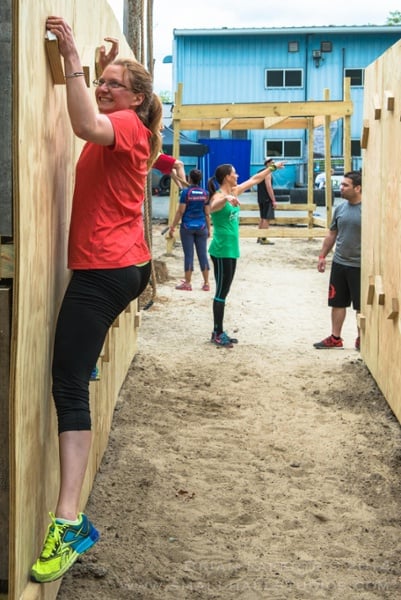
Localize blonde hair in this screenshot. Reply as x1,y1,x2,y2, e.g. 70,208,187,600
114,58,162,168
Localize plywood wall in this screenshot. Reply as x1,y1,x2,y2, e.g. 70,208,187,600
361,40,401,422
8,2,142,599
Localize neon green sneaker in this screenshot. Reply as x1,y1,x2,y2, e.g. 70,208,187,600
31,512,99,583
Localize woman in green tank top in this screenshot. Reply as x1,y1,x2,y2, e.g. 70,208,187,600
207,161,284,347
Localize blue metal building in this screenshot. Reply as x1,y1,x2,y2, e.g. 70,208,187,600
170,26,401,185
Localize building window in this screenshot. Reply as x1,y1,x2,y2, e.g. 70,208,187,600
321,41,332,53
265,69,303,88
232,130,248,140
265,139,302,159
288,41,299,53
344,68,364,86
351,139,361,157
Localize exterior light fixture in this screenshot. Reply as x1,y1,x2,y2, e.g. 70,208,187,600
312,49,323,68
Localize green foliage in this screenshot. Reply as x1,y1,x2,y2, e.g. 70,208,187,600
386,10,401,25
158,90,173,103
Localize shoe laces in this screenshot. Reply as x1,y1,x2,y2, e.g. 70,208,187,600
40,513,64,558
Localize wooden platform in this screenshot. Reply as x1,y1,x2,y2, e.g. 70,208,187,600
240,225,327,239
239,201,328,238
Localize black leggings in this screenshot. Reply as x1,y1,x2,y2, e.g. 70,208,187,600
52,264,151,434
211,256,237,335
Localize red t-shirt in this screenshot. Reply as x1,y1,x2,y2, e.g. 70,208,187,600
68,110,152,269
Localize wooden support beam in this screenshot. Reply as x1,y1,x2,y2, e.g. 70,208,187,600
263,116,288,128
343,78,352,172
312,217,327,228
173,100,353,120
274,202,316,211
241,203,316,212
240,216,312,225
175,114,346,131
220,118,232,129
240,227,327,239
240,201,320,227
323,88,333,227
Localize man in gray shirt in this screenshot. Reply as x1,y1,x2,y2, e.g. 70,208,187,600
313,171,362,350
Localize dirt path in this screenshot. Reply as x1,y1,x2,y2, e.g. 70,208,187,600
57,224,401,600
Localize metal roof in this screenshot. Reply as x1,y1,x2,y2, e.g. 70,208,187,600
174,25,401,37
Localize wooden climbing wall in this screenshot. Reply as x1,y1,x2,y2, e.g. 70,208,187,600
361,39,401,423
5,2,142,599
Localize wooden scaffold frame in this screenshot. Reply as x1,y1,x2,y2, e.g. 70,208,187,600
165,79,353,252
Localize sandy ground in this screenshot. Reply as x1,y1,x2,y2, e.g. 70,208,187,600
57,223,401,600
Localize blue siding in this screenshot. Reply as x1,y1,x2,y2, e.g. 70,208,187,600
172,27,401,182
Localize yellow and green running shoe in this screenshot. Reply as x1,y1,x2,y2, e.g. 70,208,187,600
31,512,100,583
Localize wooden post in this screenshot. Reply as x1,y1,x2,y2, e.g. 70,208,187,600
323,88,333,227
0,287,10,584
307,117,315,232
343,78,352,172
166,83,183,254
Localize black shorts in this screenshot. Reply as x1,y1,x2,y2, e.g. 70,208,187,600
258,199,274,220
328,261,360,311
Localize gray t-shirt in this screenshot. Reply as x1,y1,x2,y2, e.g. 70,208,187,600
330,200,361,267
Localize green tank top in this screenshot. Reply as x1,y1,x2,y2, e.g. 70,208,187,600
209,199,240,258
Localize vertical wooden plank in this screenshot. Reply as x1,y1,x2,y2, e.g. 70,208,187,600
0,288,10,586
343,77,352,172
166,83,183,254
0,0,12,236
323,88,333,227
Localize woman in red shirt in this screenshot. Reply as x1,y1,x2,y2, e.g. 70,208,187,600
31,17,162,583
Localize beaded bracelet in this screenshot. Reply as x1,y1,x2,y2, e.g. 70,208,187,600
65,72,85,79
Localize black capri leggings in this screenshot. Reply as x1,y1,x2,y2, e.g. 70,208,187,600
52,263,151,434
211,256,237,301
211,256,237,334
